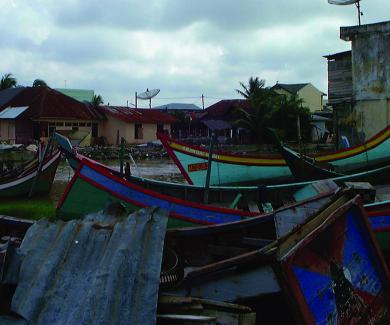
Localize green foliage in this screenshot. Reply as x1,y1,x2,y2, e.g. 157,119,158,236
169,110,186,124
235,77,311,143
32,79,48,87
271,94,311,141
236,77,266,100
91,94,104,107
0,73,17,89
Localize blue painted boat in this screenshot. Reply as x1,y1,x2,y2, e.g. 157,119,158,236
57,157,339,228
163,194,390,324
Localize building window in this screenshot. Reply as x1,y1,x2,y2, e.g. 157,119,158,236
56,121,64,126
65,122,72,127
135,123,143,139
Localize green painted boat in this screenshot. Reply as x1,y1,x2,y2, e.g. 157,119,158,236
0,149,61,198
158,126,390,185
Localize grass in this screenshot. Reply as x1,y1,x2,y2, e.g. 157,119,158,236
0,196,56,220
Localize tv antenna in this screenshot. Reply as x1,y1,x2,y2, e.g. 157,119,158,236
328,0,363,25
136,88,160,108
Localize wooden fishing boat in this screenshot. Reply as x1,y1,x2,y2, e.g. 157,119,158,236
366,200,390,257
0,149,60,198
53,132,390,249
55,154,390,254
162,194,390,324
158,126,390,185
277,143,342,181
56,157,339,228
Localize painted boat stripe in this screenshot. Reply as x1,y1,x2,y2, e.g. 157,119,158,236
166,126,390,165
77,163,252,223
0,151,60,190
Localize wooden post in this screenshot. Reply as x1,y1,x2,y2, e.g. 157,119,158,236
120,137,125,177
203,132,215,204
29,136,53,198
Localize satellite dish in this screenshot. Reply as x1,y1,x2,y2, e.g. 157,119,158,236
328,0,360,4
328,0,363,25
136,88,160,108
137,88,160,100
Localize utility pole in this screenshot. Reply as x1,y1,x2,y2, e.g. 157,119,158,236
356,1,362,26
135,92,137,109
201,94,205,110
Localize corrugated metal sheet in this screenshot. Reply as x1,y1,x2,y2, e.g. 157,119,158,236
99,106,177,124
0,106,28,119
8,207,168,325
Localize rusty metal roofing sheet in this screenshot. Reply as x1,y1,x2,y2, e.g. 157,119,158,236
9,207,168,325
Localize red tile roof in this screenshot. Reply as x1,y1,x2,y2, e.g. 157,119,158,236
0,87,103,120
204,99,250,118
99,106,177,124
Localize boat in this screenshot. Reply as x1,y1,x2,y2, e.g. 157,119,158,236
56,157,339,228
0,148,61,198
162,193,390,323
277,142,342,181
157,126,390,185
366,200,390,257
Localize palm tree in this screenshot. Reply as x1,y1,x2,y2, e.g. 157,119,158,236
236,77,266,100
32,79,48,87
0,73,17,89
234,100,277,144
91,94,103,107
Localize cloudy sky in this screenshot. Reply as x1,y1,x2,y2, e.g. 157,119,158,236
0,0,388,108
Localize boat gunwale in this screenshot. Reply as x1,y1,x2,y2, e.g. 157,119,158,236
158,126,390,165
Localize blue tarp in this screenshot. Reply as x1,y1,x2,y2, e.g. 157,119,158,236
6,207,168,325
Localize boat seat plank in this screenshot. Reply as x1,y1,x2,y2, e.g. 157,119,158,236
247,200,260,213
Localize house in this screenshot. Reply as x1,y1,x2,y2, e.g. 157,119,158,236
0,87,103,145
311,114,331,143
271,83,326,113
199,99,251,143
154,103,202,113
340,21,390,138
98,106,177,145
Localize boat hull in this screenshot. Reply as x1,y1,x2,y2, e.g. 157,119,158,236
0,151,60,198
57,159,259,228
159,127,390,185
366,200,390,256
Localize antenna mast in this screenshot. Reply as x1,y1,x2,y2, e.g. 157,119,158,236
356,0,362,26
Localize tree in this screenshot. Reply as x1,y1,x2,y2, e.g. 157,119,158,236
0,73,17,89
91,94,104,107
236,77,266,100
234,77,311,143
271,94,311,141
235,77,281,143
32,79,48,87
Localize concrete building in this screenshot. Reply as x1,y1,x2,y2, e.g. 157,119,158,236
98,106,177,145
271,83,326,112
340,21,390,138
